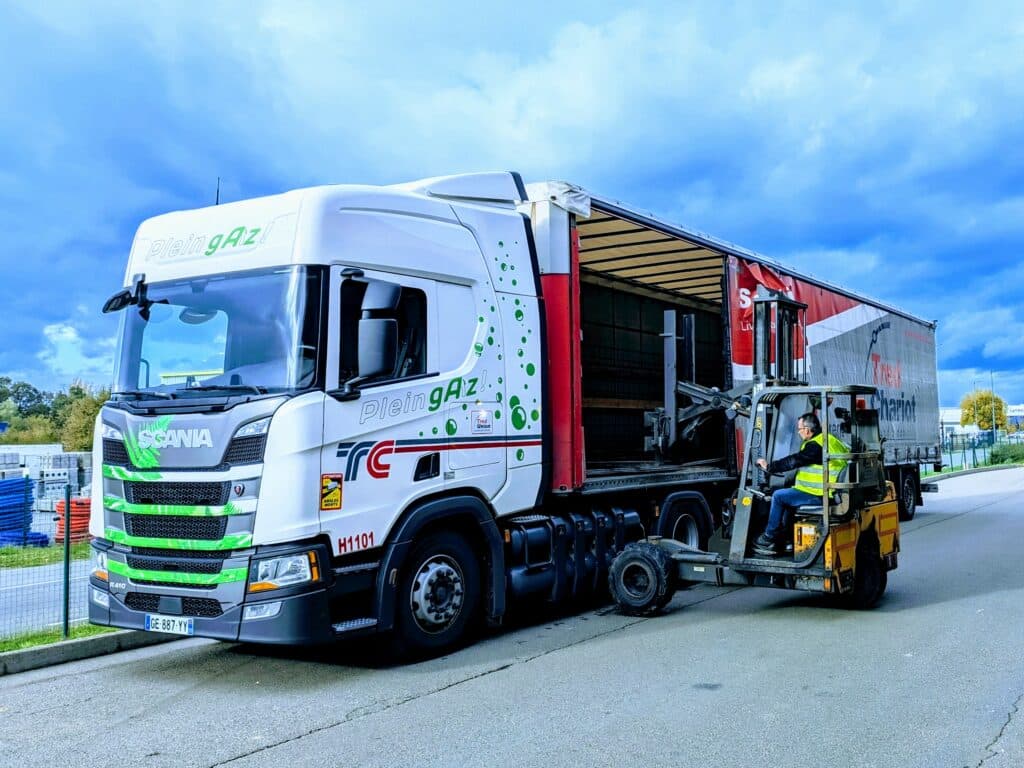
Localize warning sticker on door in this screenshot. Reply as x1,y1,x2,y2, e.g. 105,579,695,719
320,474,343,510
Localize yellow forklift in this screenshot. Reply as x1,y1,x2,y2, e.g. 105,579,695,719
609,292,900,613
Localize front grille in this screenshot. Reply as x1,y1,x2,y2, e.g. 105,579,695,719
124,592,223,618
103,439,131,466
127,555,224,574
223,435,266,465
124,481,230,506
124,514,227,541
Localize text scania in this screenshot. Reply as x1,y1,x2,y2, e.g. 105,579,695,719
137,428,214,449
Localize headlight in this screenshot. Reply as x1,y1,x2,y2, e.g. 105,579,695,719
101,424,123,441
92,549,108,582
248,550,320,592
235,417,271,439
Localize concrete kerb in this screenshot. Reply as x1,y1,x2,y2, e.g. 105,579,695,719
0,630,180,677
925,464,1024,483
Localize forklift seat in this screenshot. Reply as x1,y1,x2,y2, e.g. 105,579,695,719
793,464,851,517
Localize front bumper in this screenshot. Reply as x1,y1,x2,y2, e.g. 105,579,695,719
89,581,337,645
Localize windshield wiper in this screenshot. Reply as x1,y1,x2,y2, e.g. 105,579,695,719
183,384,269,395
112,389,175,400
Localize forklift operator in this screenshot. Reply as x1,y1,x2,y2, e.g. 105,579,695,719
753,412,848,556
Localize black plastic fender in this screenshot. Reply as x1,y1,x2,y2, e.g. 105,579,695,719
375,494,505,632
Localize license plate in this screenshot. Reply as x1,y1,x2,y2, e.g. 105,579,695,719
145,613,195,636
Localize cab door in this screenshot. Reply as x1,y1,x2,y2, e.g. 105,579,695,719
320,266,441,557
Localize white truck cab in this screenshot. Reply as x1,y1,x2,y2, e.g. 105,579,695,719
91,173,546,651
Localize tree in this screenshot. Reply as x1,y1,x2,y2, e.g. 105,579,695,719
0,414,59,445
959,389,1007,431
60,386,110,451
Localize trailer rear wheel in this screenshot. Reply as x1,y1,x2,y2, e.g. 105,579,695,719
609,542,677,616
392,531,481,658
898,473,917,521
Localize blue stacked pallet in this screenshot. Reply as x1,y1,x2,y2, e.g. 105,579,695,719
0,476,48,547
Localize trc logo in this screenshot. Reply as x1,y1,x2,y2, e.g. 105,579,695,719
336,440,396,481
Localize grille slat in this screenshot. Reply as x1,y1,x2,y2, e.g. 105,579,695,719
124,514,228,540
103,439,131,466
124,481,230,506
130,546,224,559
223,435,267,465
124,592,223,617
104,436,264,469
126,555,224,574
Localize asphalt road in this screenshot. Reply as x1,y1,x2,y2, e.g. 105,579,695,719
1,469,1022,768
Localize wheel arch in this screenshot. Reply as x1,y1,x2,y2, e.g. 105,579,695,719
655,490,715,547
375,489,505,632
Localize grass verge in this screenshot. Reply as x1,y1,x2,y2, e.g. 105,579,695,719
0,541,92,568
0,623,117,653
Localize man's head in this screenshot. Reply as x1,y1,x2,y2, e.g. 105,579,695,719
797,412,821,439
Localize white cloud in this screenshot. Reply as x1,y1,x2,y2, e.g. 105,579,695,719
36,323,116,388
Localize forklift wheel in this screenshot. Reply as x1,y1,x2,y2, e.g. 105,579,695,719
609,542,677,616
844,545,888,610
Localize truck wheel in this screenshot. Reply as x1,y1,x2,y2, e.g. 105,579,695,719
656,505,711,550
844,542,887,610
898,473,917,521
392,531,481,658
608,542,677,616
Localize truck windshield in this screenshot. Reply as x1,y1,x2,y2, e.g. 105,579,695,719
112,266,323,397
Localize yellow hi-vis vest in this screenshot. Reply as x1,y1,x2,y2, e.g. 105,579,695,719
793,432,849,496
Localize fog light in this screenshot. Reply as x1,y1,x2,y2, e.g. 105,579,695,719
92,588,110,608
242,601,282,621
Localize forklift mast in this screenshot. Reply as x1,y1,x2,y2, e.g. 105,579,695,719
752,287,807,392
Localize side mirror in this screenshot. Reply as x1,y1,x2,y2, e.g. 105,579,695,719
102,288,133,314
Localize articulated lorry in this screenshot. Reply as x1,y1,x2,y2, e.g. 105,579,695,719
89,172,939,655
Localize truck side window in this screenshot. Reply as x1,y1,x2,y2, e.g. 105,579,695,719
339,280,427,385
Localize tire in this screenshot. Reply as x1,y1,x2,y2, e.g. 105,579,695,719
608,542,677,616
898,472,917,521
391,531,481,659
844,542,887,610
656,504,711,549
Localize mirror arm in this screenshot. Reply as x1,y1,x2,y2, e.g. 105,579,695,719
328,376,367,402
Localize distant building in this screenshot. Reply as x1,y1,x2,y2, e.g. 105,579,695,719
941,404,1024,436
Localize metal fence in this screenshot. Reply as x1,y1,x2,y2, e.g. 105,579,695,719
942,433,1022,471
0,451,92,643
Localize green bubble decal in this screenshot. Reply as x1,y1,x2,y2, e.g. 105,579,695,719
474,342,484,355
515,309,524,321
516,449,525,461
446,419,458,436
526,363,536,376
487,336,494,345
511,406,528,430
432,427,439,435
531,410,540,421
495,410,501,419
496,392,503,402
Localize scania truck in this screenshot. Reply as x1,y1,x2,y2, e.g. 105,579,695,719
89,172,939,655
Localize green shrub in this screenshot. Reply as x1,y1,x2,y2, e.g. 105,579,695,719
989,444,1024,465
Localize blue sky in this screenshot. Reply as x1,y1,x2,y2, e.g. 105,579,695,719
1,1,1023,407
